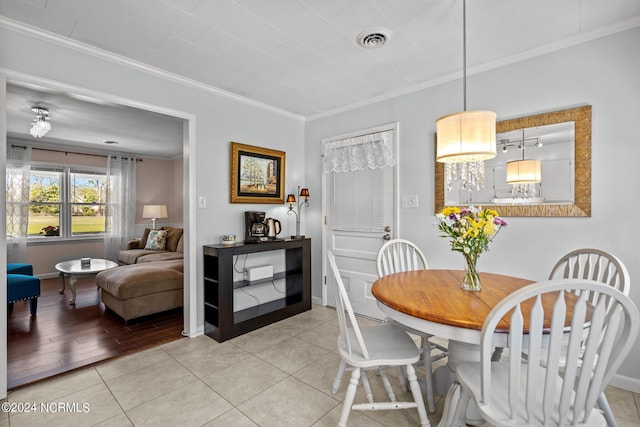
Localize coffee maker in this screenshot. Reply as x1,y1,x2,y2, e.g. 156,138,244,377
244,211,267,243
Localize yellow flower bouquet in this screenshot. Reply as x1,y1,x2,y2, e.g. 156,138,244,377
435,206,507,290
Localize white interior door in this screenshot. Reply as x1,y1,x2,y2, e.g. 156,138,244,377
322,124,398,320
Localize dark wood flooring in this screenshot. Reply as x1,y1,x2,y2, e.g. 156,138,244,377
7,275,185,390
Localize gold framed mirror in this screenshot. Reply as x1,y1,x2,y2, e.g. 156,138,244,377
435,105,591,217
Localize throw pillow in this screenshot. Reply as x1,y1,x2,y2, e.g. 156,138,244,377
144,229,167,250
162,226,184,252
138,228,151,248
175,235,184,253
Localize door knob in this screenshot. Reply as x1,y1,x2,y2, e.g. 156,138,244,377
382,234,391,241
384,226,391,232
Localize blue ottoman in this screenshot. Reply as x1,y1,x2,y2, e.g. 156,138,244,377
7,263,33,276
7,273,40,315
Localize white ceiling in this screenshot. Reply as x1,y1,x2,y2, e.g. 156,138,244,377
6,81,186,159
2,0,640,158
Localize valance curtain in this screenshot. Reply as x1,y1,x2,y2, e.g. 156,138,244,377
104,155,137,261
323,130,395,174
6,145,32,263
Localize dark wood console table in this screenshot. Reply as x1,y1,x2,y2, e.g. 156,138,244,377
203,238,311,342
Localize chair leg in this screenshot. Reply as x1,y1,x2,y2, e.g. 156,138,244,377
406,363,430,427
446,385,472,427
332,359,347,395
339,366,360,427
362,372,374,403
423,337,437,413
491,346,504,361
379,367,396,402
598,392,618,427
397,365,408,392
29,297,38,316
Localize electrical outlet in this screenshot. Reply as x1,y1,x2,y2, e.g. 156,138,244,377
198,196,206,208
401,194,418,208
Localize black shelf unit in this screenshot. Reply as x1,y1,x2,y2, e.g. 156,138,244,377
203,238,311,342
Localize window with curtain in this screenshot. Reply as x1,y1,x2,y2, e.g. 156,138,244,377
324,129,395,232
24,164,107,239
6,146,137,262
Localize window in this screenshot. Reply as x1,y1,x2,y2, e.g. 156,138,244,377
28,164,107,239
69,169,107,236
28,167,62,237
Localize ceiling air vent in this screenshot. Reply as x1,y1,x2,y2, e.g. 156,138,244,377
356,28,392,49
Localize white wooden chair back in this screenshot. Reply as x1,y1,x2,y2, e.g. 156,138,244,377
549,248,629,297
479,279,639,425
327,251,369,360
376,239,427,278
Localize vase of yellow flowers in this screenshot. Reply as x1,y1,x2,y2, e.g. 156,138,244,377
435,206,507,291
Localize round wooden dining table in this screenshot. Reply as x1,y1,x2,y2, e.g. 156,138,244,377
372,269,534,345
372,269,535,426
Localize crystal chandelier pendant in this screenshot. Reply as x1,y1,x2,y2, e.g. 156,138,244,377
511,182,537,198
29,107,51,138
444,161,486,192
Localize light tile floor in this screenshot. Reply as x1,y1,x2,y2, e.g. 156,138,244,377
3,305,639,426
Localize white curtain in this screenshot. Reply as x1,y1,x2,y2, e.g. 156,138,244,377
104,155,137,261
323,130,395,174
6,145,32,263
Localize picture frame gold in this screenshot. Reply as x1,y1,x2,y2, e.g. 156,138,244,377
230,142,286,204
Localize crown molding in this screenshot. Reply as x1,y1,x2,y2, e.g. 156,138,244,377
0,16,304,122
2,14,638,123
307,17,640,122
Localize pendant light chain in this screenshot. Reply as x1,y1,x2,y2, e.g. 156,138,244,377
435,0,497,193
463,0,466,111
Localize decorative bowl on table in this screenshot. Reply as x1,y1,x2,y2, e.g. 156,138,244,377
221,234,236,245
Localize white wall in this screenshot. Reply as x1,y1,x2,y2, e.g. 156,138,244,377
305,27,640,386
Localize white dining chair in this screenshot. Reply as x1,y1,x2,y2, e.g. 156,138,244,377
327,251,430,427
548,248,628,294
376,238,448,413
446,279,639,427
494,248,631,425
548,248,630,427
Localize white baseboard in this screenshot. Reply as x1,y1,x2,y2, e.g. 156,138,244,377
186,326,204,338
312,296,323,306
610,373,640,393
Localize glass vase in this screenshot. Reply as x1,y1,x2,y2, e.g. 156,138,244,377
462,253,481,291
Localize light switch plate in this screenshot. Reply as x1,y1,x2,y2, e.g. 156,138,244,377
198,196,206,209
401,194,418,208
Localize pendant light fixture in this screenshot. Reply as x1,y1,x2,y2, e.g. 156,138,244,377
436,0,496,192
506,129,541,198
30,106,51,138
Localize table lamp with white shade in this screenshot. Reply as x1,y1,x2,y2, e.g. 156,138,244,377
142,204,168,229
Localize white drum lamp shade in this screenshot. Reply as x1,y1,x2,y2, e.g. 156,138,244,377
506,159,542,184
436,110,497,163
142,204,168,229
